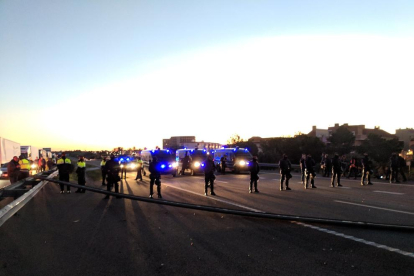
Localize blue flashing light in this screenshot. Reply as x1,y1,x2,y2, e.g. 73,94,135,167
168,164,172,168
152,150,155,153
120,158,124,161
127,158,130,161
201,163,205,167
166,150,169,153
244,148,248,152
161,164,166,169
233,149,237,152
184,147,187,150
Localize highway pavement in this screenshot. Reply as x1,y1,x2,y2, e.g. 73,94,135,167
1,167,414,276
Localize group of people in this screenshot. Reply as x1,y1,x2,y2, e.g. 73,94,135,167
52,150,409,200
7,155,55,184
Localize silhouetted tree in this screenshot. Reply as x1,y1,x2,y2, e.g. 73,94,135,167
328,126,355,155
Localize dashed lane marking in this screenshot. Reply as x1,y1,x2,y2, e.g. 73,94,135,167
164,182,414,259
373,191,404,195
334,200,414,215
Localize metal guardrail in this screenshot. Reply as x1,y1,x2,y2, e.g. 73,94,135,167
0,169,59,227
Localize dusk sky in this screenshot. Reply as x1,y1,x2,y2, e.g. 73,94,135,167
1,1,413,151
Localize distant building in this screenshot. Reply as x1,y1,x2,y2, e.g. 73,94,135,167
395,128,414,150
307,126,330,144
162,136,221,150
327,123,398,147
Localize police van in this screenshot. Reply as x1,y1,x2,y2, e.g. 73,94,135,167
213,147,253,173
176,149,209,176
114,155,136,171
141,149,177,177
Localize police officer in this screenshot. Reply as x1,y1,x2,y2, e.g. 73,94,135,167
398,154,407,182
149,157,162,198
57,153,72,193
361,153,373,185
120,158,127,179
279,154,292,191
249,156,260,193
300,154,306,185
181,152,190,175
323,154,332,177
220,155,227,175
135,156,144,181
331,153,342,187
305,154,317,189
7,156,21,184
100,157,107,185
75,156,86,193
389,153,400,183
104,154,121,199
204,154,216,196
18,155,31,180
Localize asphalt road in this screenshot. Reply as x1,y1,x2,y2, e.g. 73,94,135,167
1,167,414,276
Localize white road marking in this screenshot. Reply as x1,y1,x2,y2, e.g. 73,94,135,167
334,200,414,215
373,191,404,195
338,186,351,189
164,182,414,259
215,181,228,183
292,221,414,259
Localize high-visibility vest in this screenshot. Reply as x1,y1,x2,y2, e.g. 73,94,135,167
100,160,106,167
19,159,31,170
57,158,71,165
77,161,86,168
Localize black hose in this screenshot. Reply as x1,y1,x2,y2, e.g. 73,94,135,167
35,176,414,231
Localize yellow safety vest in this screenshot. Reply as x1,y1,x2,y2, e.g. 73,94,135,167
77,161,86,168
57,158,71,165
100,160,106,167
19,159,31,170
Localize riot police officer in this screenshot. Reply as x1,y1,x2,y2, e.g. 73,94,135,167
104,155,121,199
135,156,144,181
249,156,260,193
389,153,400,183
279,154,292,191
57,153,72,194
100,157,107,185
120,158,127,179
331,153,342,187
149,157,162,198
361,153,373,185
398,154,407,182
299,154,306,185
220,155,227,175
204,154,216,196
75,156,86,193
323,154,332,177
305,154,317,189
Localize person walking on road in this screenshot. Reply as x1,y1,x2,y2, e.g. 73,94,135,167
100,157,107,185
361,153,373,185
300,154,306,185
323,154,332,177
220,155,227,175
104,155,121,199
149,157,162,198
57,153,72,193
305,154,317,189
18,155,30,180
204,154,216,196
7,156,21,184
249,156,260,193
398,154,407,182
389,153,400,183
331,153,342,187
75,156,86,193
135,156,144,181
279,154,292,191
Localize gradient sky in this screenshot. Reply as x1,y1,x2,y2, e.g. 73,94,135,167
1,0,413,151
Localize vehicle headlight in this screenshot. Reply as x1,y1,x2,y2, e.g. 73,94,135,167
130,164,136,169
239,160,246,166
0,171,3,176
31,164,37,169
120,164,124,168
172,162,178,168
194,161,200,168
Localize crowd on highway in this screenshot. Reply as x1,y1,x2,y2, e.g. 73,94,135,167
4,149,409,199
